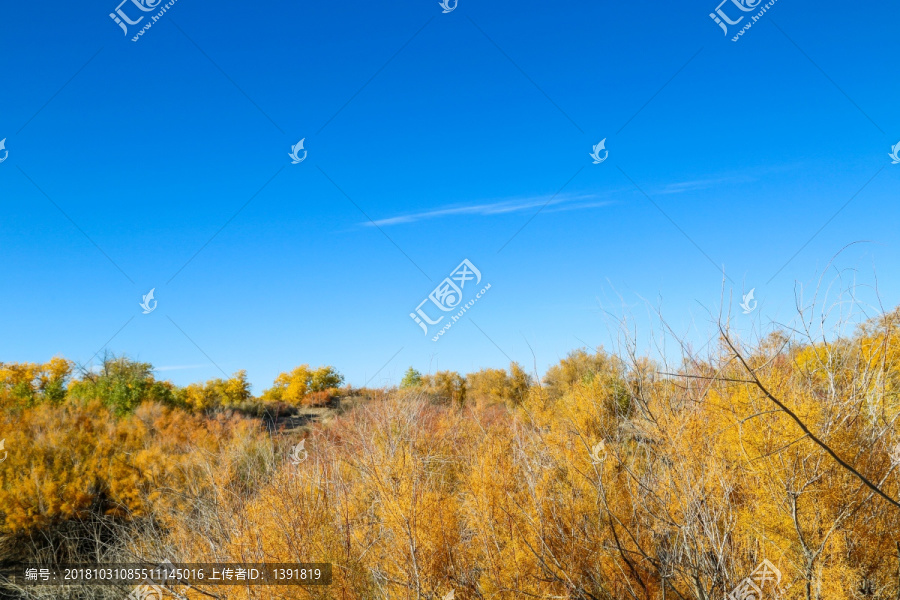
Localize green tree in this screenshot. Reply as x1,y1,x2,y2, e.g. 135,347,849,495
68,354,173,415
400,367,423,388
310,366,344,392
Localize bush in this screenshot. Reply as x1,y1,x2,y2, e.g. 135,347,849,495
543,348,622,399
302,389,334,408
421,370,466,406
0,398,266,563
466,362,532,406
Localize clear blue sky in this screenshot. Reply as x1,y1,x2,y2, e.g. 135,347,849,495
1,0,898,391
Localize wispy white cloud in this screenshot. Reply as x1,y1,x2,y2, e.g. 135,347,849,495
363,193,614,227
361,173,751,228
654,175,754,195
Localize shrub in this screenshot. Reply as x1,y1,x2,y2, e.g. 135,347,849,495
466,362,532,407
0,398,266,563
421,370,466,406
302,389,334,408
543,347,622,399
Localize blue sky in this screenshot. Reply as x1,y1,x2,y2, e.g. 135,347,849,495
1,0,898,391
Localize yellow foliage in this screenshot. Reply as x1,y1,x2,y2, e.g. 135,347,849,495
6,308,900,600
177,370,252,412
153,313,900,600
466,362,532,406
0,397,265,547
262,364,343,406
0,357,71,407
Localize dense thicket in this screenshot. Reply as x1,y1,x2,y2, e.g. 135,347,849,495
1,308,899,600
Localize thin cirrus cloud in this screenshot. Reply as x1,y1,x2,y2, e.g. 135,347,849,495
362,193,616,228
361,175,755,227
361,174,752,228
654,175,755,195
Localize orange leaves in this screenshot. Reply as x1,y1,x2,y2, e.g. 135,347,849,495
0,397,265,544
3,309,900,598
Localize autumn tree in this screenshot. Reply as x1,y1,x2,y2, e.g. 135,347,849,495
466,362,532,406
0,357,71,407
543,347,624,399
261,364,344,406
421,370,466,407
175,370,253,412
